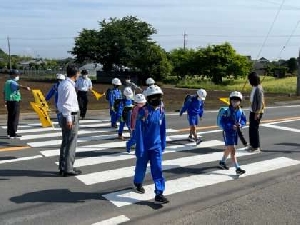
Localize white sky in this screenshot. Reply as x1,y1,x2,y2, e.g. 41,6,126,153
1,0,300,60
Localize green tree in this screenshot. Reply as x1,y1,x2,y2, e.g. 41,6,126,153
71,16,157,72
169,48,196,78
286,57,297,74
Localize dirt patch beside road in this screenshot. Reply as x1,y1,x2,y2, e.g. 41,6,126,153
0,76,299,115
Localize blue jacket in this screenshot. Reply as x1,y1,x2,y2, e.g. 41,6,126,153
109,88,123,112
220,106,246,134
135,104,166,157
180,95,204,117
45,82,60,108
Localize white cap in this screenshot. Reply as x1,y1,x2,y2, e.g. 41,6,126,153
146,85,163,97
56,74,65,80
112,78,122,85
146,77,155,85
134,94,147,103
229,91,243,101
123,87,133,97
196,89,207,100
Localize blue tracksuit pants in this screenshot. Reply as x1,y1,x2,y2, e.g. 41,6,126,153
134,147,165,195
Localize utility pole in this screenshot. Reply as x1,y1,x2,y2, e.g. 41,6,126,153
7,36,11,70
297,49,300,96
183,32,187,50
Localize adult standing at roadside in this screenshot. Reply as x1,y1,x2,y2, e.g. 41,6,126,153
3,70,31,139
57,64,82,176
247,72,265,152
76,69,92,120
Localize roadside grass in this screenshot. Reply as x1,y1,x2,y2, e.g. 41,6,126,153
176,76,297,94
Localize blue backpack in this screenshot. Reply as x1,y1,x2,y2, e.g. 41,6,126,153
216,107,229,129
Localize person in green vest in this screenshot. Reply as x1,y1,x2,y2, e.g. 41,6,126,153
3,70,31,139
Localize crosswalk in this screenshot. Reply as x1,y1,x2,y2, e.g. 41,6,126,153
1,118,300,211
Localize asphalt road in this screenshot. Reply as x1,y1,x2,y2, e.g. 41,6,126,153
1,105,300,225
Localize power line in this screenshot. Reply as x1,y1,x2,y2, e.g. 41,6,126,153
255,0,286,61
277,20,300,59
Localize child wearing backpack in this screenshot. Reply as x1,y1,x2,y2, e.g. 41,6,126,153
118,87,134,140
218,91,247,175
126,94,147,153
133,85,169,204
179,89,207,145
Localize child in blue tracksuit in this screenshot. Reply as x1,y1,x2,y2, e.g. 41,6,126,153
133,85,169,204
110,78,123,128
180,89,207,145
219,91,247,175
126,94,147,153
118,87,134,140
45,73,65,121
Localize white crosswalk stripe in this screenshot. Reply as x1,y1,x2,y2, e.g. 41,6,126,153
2,119,300,211
103,157,300,207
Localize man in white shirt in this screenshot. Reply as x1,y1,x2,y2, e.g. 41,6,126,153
57,64,81,176
75,69,93,119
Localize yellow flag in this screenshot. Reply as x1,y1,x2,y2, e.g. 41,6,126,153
219,97,230,105
31,90,50,111
30,102,53,127
91,90,105,100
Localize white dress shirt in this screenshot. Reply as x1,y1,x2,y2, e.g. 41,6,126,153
57,78,79,122
75,76,92,91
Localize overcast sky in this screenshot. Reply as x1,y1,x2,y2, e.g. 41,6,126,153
1,0,300,60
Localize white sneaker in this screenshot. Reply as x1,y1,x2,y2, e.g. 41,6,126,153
188,136,194,142
244,145,252,152
251,147,261,152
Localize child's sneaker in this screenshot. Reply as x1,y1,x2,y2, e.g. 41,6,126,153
196,138,202,145
118,134,125,141
188,135,194,142
236,167,246,175
126,142,131,153
219,161,229,170
155,194,169,204
133,183,145,194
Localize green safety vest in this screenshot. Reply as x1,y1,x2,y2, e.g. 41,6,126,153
4,80,21,102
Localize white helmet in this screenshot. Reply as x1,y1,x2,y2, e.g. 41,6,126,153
56,74,65,80
112,78,122,86
146,85,163,97
197,89,207,100
230,91,243,101
146,77,155,85
123,87,133,97
134,94,147,103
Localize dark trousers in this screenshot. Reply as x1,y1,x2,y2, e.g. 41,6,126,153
77,91,88,118
249,112,263,148
6,101,20,137
237,127,247,146
59,115,79,172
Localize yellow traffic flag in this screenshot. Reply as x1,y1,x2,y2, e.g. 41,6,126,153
30,102,53,127
31,90,50,111
219,97,230,105
91,90,105,100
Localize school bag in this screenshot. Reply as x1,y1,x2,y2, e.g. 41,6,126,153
183,94,193,105
216,106,242,129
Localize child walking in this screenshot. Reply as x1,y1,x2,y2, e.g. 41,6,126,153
118,87,134,140
126,94,147,153
219,91,246,175
133,85,168,204
179,89,207,145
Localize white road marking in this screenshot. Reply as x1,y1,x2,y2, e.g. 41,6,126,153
0,155,42,165
262,124,300,133
76,145,252,185
103,157,300,207
92,215,130,225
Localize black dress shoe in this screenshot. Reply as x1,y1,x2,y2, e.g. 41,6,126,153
63,169,82,177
